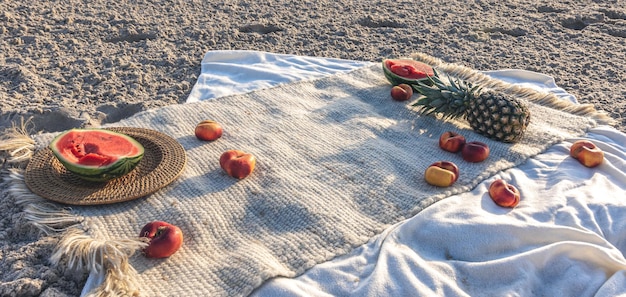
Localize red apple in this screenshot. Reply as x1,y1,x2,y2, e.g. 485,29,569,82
195,120,223,141
220,150,256,179
570,140,604,168
390,84,413,101
462,141,490,163
488,179,521,208
439,131,466,153
424,161,459,187
139,221,184,258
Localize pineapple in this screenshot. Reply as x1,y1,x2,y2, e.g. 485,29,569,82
412,70,531,143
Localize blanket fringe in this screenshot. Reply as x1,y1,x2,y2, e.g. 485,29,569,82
4,168,83,234
410,53,617,126
0,120,36,166
0,125,146,297
51,229,147,297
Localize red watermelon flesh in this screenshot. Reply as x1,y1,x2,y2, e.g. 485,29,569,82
56,130,141,167
385,59,434,80
78,153,113,166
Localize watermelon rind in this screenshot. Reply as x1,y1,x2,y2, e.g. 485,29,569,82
382,59,434,89
49,128,145,182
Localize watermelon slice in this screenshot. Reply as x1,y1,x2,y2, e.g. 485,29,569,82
49,128,144,182
382,59,435,88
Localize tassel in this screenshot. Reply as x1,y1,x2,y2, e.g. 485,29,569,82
51,229,147,297
0,121,36,166
4,168,83,234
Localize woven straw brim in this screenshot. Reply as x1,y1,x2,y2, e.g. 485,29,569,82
24,127,186,205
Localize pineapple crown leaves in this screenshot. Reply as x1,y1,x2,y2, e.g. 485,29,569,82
410,68,479,120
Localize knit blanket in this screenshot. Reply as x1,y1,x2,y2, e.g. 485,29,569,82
1,54,613,296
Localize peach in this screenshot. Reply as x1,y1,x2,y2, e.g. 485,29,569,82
570,140,604,168
439,131,466,153
195,120,223,141
488,179,521,208
390,84,413,101
139,221,184,258
424,161,459,187
220,150,256,179
462,141,490,163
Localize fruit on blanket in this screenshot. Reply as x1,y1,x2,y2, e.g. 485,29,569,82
424,161,459,187
461,141,490,163
382,59,434,88
390,84,413,101
140,221,184,258
570,140,604,168
412,70,531,143
220,150,256,179
195,120,223,141
49,128,144,182
489,179,521,208
439,131,466,153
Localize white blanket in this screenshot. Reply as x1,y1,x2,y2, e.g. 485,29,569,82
187,51,626,296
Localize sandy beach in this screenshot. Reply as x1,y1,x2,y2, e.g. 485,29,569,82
1,0,625,295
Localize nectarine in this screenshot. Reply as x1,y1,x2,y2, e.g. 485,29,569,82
570,140,603,168
488,179,520,208
195,120,223,141
390,84,413,101
220,150,256,179
139,221,184,258
462,141,490,163
439,131,466,153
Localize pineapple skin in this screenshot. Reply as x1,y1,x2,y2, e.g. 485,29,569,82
466,90,531,143
412,71,531,143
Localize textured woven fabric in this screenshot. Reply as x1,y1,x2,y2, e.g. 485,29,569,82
30,64,596,296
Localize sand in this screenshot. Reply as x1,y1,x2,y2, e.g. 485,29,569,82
1,0,625,296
